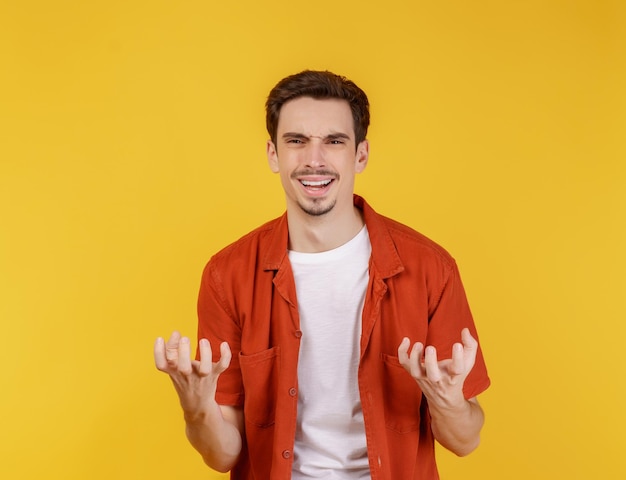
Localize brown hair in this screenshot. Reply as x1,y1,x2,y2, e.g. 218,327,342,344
265,70,370,146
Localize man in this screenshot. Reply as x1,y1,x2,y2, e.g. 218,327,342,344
154,70,490,479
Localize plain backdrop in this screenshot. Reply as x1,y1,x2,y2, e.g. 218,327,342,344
1,1,624,478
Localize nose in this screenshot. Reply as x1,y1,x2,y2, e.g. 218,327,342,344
304,140,325,168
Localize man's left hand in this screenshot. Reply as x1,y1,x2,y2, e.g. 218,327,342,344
397,327,478,410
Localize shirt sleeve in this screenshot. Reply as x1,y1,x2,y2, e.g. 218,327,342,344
196,259,245,407
425,259,490,399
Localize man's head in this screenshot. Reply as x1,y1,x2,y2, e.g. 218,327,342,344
265,70,370,147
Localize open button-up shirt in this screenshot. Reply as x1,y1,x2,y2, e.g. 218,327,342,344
197,195,490,479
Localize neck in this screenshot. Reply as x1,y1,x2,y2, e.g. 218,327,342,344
287,202,364,253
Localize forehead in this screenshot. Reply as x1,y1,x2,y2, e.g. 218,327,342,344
277,97,354,137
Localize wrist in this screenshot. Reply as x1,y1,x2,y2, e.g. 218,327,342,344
183,399,220,425
427,395,471,419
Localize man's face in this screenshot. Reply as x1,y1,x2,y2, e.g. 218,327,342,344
266,97,369,217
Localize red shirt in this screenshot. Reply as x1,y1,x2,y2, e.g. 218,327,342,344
197,195,490,479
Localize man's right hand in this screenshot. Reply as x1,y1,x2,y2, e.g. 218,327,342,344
154,332,243,472
154,331,231,417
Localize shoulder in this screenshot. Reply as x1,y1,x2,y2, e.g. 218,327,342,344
213,218,277,258
365,205,458,277
381,215,455,266
358,194,457,271
209,217,281,263
203,214,287,279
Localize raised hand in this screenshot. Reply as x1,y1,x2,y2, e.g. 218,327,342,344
154,331,243,471
397,328,478,410
154,331,231,418
397,327,483,455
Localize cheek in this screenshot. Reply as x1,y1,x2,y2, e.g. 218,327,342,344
280,170,295,189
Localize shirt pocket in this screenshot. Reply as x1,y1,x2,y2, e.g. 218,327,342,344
239,346,280,428
381,353,422,433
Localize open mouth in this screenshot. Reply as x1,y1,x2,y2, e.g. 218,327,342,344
299,178,335,196
293,170,338,197
300,179,333,190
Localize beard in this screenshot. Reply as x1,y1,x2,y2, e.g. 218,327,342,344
297,197,337,216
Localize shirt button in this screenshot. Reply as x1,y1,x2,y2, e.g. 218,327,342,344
294,330,302,338
289,387,297,396
282,449,291,459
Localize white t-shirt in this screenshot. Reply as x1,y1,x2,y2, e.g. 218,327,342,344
288,226,372,479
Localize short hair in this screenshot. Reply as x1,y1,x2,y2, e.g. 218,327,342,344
265,70,370,146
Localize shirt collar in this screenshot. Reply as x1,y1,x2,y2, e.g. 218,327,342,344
263,195,404,279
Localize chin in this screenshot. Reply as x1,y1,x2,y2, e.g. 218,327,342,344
298,199,336,217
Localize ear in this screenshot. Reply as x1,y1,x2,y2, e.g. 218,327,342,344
354,140,369,174
266,140,280,173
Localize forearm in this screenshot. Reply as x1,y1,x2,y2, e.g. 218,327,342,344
429,397,484,456
184,402,243,472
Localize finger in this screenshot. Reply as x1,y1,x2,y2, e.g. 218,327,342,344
165,331,182,365
154,337,168,371
461,327,478,350
214,342,232,375
450,342,465,376
197,338,213,376
409,342,425,378
461,327,478,369
397,337,411,366
177,336,192,375
423,345,442,382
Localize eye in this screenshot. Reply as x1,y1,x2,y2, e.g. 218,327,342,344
326,135,349,145
286,138,304,144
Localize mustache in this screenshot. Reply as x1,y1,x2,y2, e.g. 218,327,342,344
291,169,339,179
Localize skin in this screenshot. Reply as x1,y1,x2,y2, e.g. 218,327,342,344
154,332,242,472
154,96,484,471
266,96,369,252
398,328,484,456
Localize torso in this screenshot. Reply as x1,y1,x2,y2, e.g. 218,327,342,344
289,225,372,479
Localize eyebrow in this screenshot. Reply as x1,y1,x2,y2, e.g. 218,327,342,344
281,132,352,141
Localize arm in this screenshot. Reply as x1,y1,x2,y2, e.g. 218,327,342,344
398,328,484,456
154,332,244,472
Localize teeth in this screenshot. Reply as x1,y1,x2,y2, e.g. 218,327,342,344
301,180,332,187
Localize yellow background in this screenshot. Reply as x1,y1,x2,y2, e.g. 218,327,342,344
1,1,624,478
